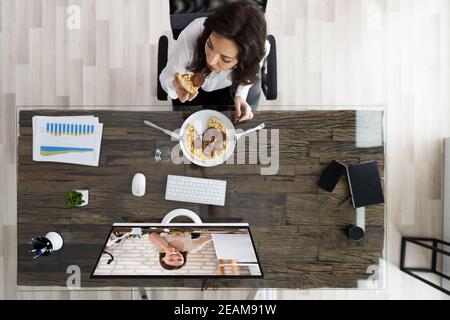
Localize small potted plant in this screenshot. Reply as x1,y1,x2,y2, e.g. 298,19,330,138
65,189,89,208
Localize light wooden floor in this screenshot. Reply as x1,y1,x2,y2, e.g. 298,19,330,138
1,0,450,299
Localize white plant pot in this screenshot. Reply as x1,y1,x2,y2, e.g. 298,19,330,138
74,189,89,207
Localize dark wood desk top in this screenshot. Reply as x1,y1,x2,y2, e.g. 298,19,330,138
17,109,385,289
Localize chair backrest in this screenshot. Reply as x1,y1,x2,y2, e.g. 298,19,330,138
169,0,267,40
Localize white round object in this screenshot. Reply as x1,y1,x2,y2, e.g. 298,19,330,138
132,173,146,197
162,209,203,224
179,110,236,167
45,232,64,251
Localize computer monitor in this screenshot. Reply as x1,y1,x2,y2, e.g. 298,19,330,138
91,223,263,278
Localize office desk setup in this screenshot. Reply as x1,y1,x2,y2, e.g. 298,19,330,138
17,108,385,290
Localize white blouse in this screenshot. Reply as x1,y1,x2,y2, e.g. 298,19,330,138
160,17,271,102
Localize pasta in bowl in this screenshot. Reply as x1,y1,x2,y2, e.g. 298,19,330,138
184,117,228,161
179,110,235,167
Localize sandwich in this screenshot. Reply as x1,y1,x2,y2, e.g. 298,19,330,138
177,73,206,94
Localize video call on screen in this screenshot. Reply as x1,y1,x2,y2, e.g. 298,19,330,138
92,226,262,277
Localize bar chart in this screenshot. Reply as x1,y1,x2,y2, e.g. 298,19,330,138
46,123,95,136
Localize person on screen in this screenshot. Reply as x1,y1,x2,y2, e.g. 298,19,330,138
159,0,270,122
149,232,213,270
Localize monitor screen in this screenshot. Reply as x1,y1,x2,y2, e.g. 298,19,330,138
91,224,263,278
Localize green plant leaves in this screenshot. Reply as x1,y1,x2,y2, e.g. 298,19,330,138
65,189,84,208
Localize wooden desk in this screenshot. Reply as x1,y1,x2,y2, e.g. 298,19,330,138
17,109,385,289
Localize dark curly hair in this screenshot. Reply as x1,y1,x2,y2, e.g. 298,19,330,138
187,0,267,91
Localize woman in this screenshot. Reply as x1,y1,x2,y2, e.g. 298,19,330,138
149,231,213,270
159,0,270,123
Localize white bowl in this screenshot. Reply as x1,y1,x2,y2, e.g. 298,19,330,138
179,110,236,167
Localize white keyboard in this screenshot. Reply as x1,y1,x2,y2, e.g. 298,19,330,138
165,175,227,206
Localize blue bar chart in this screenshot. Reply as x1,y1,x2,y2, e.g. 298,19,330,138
46,123,95,136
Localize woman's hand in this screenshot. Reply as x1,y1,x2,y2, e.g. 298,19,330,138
172,72,198,103
234,96,254,123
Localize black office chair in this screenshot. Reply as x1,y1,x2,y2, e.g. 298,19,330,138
157,0,278,102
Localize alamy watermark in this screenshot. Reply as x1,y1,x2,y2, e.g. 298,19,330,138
66,5,81,30
66,265,81,290
169,128,280,175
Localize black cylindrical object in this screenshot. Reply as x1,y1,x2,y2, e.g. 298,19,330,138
345,225,365,241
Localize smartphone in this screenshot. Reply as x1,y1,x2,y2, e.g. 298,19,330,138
318,160,346,192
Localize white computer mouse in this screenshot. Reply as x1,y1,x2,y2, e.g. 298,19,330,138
131,173,146,197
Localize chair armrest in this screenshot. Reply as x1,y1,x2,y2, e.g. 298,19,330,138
157,35,169,101
261,35,278,100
